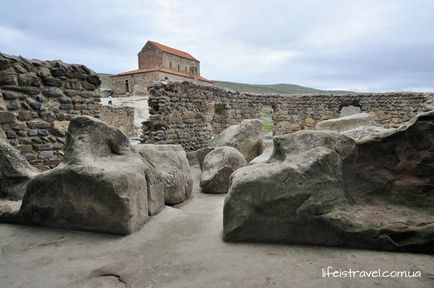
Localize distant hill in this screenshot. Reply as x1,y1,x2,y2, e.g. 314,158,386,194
213,81,351,94
97,73,351,94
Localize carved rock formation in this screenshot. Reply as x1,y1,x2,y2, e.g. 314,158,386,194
223,112,434,253
0,127,39,200
19,116,149,235
134,144,193,205
200,146,247,194
209,119,265,162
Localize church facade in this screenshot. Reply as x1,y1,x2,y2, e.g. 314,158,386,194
110,41,212,94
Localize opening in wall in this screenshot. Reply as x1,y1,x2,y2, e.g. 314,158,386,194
340,105,361,117
261,105,274,140
125,80,130,93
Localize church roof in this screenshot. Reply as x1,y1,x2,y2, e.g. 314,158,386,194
148,41,199,62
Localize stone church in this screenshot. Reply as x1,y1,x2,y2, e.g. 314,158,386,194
110,41,212,94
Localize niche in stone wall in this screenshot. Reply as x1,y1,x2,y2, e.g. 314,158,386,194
339,100,361,117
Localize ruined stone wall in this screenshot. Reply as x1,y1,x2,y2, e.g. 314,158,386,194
0,53,101,170
100,105,135,137
142,81,433,151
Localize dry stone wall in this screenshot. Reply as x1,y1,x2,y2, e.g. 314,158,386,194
141,81,434,151
0,53,101,170
100,105,135,137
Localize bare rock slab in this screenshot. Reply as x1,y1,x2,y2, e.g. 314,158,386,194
223,112,434,253
316,112,376,131
134,144,193,206
19,116,149,235
209,119,264,162
0,127,39,200
200,146,247,194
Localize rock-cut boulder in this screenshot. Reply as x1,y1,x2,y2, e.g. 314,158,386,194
223,112,434,252
316,112,391,141
209,119,264,162
200,146,247,194
315,112,376,132
134,144,193,206
19,116,149,235
0,127,39,200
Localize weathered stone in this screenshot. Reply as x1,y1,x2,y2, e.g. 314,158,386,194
26,119,51,129
18,111,33,121
0,131,39,200
50,120,69,136
209,119,264,162
29,101,42,111
6,130,17,139
37,129,49,136
223,112,434,253
20,116,149,235
134,144,193,206
0,111,16,123
7,100,20,110
38,150,54,159
0,71,17,85
200,146,247,194
197,147,215,171
341,126,390,141
316,113,376,132
2,91,18,100
28,129,38,136
42,86,63,98
40,111,56,122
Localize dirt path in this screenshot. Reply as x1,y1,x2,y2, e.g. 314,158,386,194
0,166,433,288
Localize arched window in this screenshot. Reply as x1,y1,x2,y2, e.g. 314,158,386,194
185,66,187,72
177,64,180,71
170,62,172,68
125,80,129,93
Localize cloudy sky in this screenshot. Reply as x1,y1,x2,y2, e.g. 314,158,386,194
1,0,433,91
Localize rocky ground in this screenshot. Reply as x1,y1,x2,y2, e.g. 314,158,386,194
1,164,433,288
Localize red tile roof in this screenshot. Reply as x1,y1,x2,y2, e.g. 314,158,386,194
111,68,213,83
149,41,199,62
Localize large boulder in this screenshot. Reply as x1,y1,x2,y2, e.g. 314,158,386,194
209,119,264,162
200,146,247,194
0,128,39,200
134,144,193,205
197,146,215,171
341,125,390,141
19,116,149,235
223,112,434,252
316,112,376,131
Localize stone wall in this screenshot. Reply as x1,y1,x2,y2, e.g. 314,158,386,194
100,105,135,137
111,71,211,95
141,81,434,151
0,53,101,170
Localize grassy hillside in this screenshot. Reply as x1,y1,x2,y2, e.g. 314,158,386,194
213,81,351,94
97,73,351,94
213,81,321,94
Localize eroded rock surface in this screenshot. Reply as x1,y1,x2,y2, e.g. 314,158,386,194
209,119,264,162
19,116,149,235
223,112,434,253
0,127,39,200
200,146,247,194
134,144,193,205
316,112,376,131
